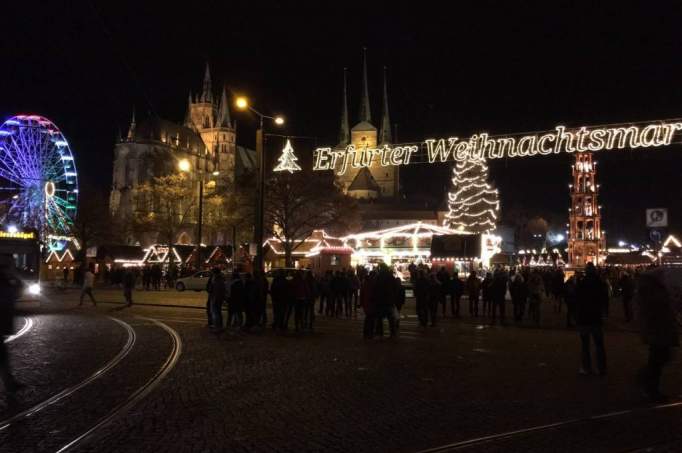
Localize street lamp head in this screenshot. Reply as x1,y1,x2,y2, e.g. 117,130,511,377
235,96,248,110
274,116,285,126
178,158,191,173
212,171,220,176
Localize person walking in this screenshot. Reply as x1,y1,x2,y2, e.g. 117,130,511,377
576,262,608,376
79,264,97,307
123,269,135,307
466,271,481,317
636,268,680,402
228,272,246,329
0,256,23,394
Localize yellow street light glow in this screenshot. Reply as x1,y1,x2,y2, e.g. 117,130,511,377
235,97,248,110
274,116,285,126
212,171,220,176
178,158,191,173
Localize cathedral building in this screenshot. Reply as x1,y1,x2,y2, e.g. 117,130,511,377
335,50,441,232
337,50,399,200
109,64,255,246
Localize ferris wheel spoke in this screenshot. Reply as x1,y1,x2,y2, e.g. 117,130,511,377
8,134,38,178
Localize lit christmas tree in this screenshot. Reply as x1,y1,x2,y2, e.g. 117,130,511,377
273,139,302,173
443,159,500,233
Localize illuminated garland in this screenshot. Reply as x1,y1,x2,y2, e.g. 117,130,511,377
443,159,499,233
273,139,302,173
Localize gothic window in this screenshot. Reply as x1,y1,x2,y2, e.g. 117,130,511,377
203,116,209,128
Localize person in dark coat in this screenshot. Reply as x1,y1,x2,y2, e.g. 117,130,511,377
510,271,528,323
207,268,225,331
576,263,608,375
415,270,429,327
123,269,135,307
636,268,680,402
427,273,441,327
619,271,635,323
490,268,508,325
270,270,288,331
243,273,258,330
394,276,406,330
564,274,577,328
228,272,246,328
253,271,269,328
437,267,450,318
466,271,481,317
0,256,23,393
304,271,318,330
361,271,376,338
450,271,464,318
372,265,397,337
481,272,494,318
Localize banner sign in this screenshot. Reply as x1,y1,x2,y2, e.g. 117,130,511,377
313,120,682,175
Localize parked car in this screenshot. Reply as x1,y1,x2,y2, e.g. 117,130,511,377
175,270,213,291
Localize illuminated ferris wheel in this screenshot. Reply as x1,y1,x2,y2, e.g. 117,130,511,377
0,115,78,248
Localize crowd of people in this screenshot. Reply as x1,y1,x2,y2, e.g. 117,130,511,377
198,261,679,402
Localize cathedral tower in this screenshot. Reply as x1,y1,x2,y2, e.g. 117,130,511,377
340,49,399,199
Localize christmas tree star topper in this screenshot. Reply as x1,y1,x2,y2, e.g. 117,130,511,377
273,139,302,173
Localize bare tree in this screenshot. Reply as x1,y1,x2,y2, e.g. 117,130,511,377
135,174,195,265
72,187,114,261
264,169,359,267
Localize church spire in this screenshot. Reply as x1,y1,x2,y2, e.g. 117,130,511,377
379,66,392,145
217,85,232,127
338,68,350,146
358,47,371,123
201,62,213,103
126,106,136,141
184,91,193,128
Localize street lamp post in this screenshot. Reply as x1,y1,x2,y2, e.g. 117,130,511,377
178,158,218,267
235,96,284,273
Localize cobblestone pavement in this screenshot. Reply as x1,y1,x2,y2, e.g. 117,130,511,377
1,288,681,452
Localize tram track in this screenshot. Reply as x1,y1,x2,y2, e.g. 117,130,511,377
0,316,136,431
3,316,34,344
416,399,682,452
56,316,182,452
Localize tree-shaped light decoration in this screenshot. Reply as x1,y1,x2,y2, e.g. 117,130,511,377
273,139,302,173
443,158,500,233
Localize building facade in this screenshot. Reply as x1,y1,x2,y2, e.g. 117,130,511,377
109,64,255,246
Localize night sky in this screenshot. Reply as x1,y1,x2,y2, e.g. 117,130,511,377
3,2,682,242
